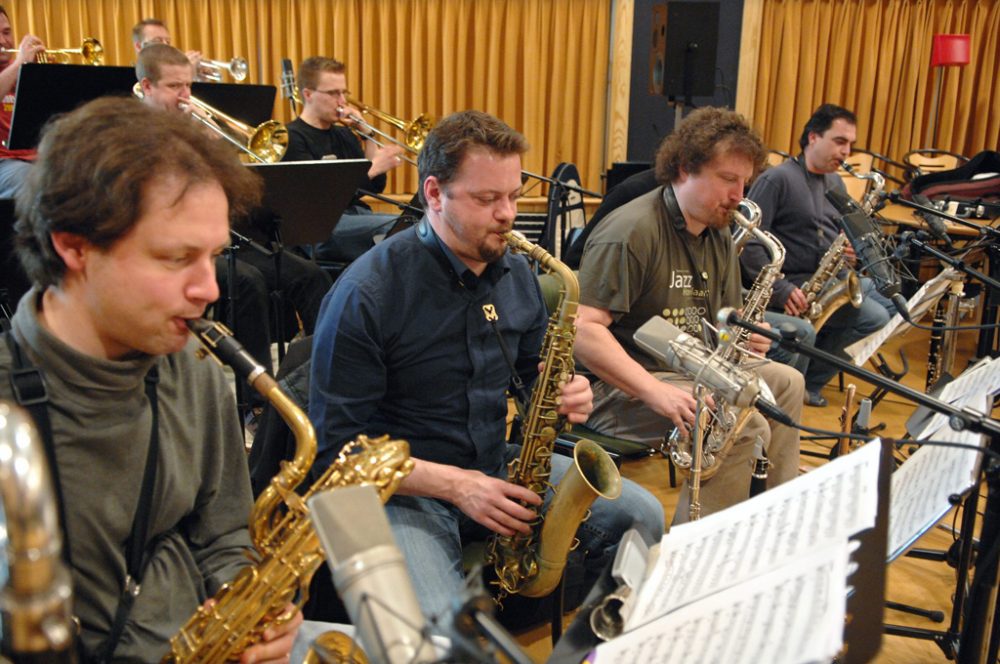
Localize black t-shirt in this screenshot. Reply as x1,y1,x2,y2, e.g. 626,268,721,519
282,117,387,209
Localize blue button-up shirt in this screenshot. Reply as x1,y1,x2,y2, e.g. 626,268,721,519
309,220,547,477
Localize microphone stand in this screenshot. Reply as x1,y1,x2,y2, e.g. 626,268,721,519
886,192,1000,241
520,170,602,199
722,309,1000,664
900,232,1000,294
356,188,425,217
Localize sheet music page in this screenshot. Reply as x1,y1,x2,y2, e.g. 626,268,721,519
845,269,961,365
596,543,850,664
913,357,1000,440
889,395,990,559
626,441,880,630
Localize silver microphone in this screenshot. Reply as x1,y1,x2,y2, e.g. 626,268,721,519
633,316,760,408
634,315,796,426
307,485,435,664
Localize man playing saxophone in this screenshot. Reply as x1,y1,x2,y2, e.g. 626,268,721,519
741,104,894,407
574,107,804,522
0,97,305,662
309,109,663,621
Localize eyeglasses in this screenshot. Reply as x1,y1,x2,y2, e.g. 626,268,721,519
310,88,350,98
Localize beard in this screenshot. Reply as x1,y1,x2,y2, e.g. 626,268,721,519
704,205,737,230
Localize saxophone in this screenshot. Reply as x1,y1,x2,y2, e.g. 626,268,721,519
0,401,77,663
486,231,622,599
798,233,862,331
167,319,414,663
841,160,886,215
668,200,785,482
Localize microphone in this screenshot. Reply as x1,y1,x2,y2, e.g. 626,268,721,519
825,188,911,319
633,315,795,427
307,485,435,664
912,193,955,248
280,58,295,100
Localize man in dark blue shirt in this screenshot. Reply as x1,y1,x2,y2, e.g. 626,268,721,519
309,110,664,620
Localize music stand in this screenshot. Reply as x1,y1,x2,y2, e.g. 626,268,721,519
7,64,136,150
662,2,720,124
241,159,370,361
548,440,894,664
191,82,277,127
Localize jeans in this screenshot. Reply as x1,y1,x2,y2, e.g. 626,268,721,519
806,277,893,392
0,158,32,198
763,311,816,375
383,448,665,622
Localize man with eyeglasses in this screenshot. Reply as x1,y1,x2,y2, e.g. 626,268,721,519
282,56,405,263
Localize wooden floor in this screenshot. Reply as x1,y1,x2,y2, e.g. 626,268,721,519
514,321,996,663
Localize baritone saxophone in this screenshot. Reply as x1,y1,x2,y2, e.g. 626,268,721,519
167,319,414,664
486,232,622,599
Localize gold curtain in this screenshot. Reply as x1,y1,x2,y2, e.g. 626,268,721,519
5,0,611,196
751,0,999,164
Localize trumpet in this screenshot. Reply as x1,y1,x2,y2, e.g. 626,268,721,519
198,56,249,82
343,97,432,156
132,82,287,163
0,37,103,65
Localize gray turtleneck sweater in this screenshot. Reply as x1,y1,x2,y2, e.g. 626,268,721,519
0,289,253,662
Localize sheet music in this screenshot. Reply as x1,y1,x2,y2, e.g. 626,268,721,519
913,357,1000,441
889,395,990,559
595,543,850,664
626,441,880,629
845,269,962,365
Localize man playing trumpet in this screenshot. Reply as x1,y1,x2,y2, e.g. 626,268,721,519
0,4,43,197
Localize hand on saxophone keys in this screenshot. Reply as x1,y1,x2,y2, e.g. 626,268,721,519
545,362,593,423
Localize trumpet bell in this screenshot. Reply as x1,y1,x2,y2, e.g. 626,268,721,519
34,37,104,66
200,57,249,83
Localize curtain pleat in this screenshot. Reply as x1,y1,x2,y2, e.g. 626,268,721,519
6,0,611,196
751,0,999,166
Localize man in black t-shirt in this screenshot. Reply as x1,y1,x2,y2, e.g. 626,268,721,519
283,56,405,262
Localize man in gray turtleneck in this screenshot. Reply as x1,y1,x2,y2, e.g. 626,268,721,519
0,97,303,662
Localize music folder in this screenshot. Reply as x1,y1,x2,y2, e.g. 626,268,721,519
246,159,371,246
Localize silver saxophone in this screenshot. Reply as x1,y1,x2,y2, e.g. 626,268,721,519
668,200,785,486
0,400,77,662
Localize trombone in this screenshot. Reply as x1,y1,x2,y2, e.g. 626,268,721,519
198,57,249,82
131,82,287,163
0,37,104,65
342,97,432,157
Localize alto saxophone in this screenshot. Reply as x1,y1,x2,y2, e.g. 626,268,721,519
668,200,785,483
0,401,77,663
167,320,414,663
486,232,622,599
798,233,862,331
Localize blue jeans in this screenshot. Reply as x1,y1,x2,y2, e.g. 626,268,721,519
0,158,32,198
806,277,893,392
383,448,665,622
763,311,816,376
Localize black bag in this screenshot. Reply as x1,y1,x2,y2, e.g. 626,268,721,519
902,150,1000,218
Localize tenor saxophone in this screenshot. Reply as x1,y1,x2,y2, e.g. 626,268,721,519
798,233,862,331
166,320,414,663
668,200,785,482
486,232,622,599
0,401,77,663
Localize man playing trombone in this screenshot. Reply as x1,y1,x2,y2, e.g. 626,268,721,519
282,56,405,263
136,44,332,421
0,5,42,197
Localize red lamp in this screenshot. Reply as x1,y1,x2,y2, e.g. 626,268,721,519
927,34,971,147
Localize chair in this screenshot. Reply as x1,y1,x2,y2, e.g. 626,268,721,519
838,151,876,204
766,149,792,169
903,149,968,181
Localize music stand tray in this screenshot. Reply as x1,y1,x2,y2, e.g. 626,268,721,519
246,159,371,246
7,64,136,150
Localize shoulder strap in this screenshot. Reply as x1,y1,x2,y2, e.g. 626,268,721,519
93,365,160,664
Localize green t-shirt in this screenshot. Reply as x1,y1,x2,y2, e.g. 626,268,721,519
578,185,742,372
